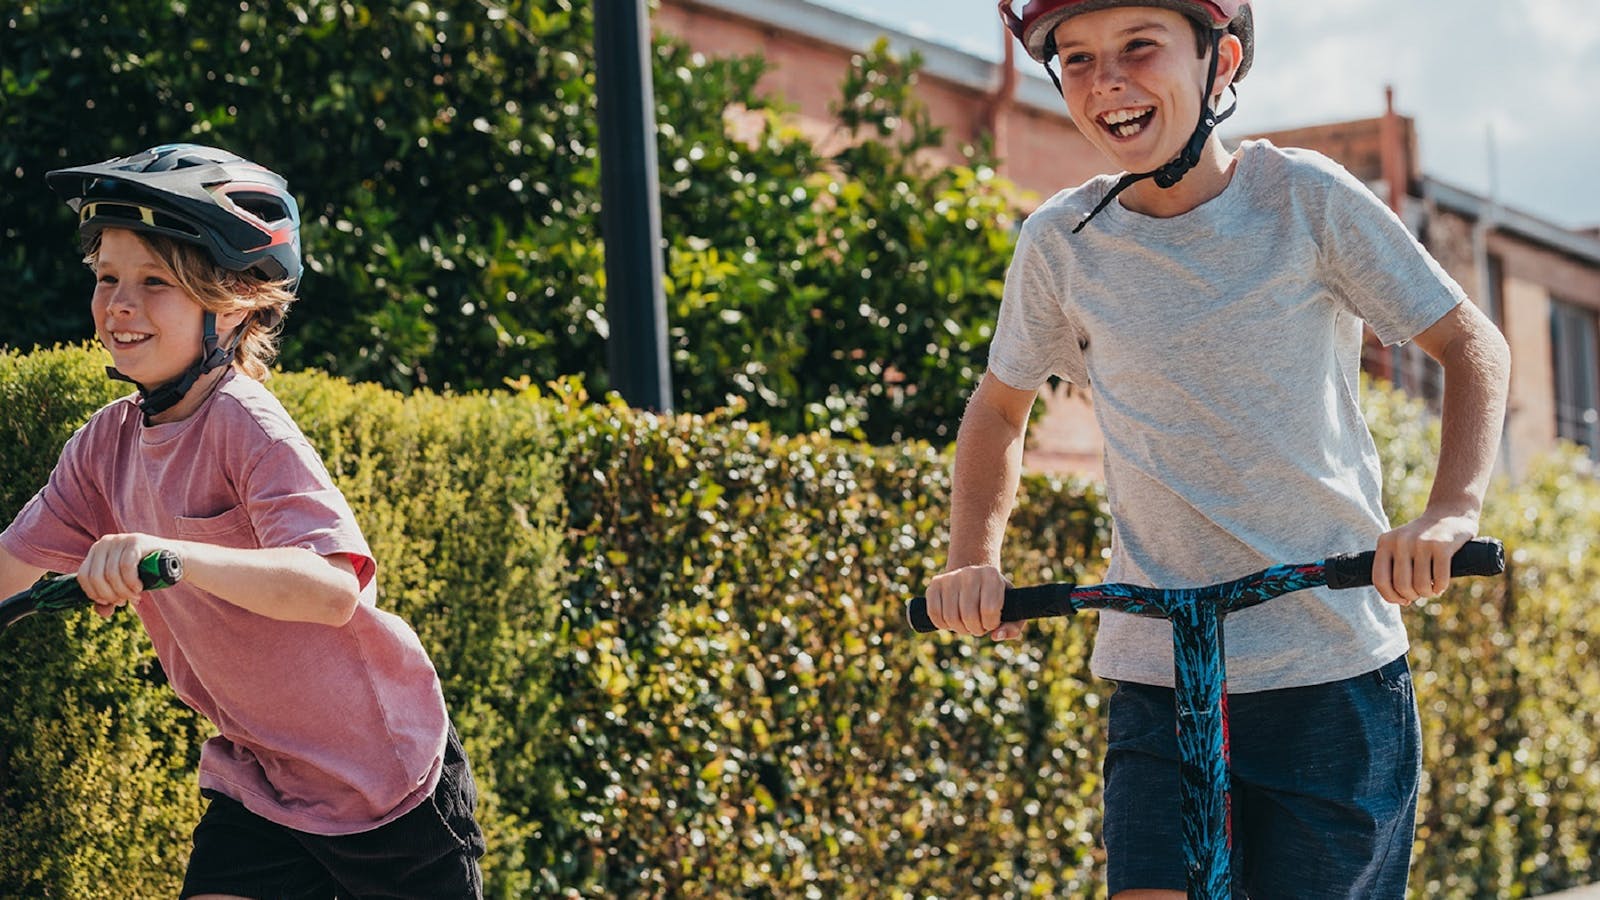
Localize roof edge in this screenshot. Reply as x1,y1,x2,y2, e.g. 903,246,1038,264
1425,177,1600,267
671,0,1068,115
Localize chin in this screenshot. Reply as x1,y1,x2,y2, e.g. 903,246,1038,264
1094,126,1180,173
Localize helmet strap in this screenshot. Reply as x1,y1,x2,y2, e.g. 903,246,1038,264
1058,27,1239,233
107,311,238,424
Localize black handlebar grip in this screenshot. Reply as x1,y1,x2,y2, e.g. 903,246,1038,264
1324,537,1504,590
906,597,939,633
906,582,1079,633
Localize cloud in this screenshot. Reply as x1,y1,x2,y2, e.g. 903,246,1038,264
1524,0,1600,56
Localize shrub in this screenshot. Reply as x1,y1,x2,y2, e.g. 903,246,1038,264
535,382,1108,895
0,348,570,898
2,347,1598,898
0,345,206,898
1366,378,1600,898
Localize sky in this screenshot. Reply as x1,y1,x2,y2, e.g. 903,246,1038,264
815,0,1600,231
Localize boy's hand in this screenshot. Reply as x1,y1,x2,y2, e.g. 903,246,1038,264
925,564,1027,640
1371,514,1478,606
76,533,171,617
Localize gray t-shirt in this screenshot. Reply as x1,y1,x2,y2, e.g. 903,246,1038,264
988,139,1465,692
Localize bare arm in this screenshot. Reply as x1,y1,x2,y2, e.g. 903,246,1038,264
76,534,362,627
926,373,1039,638
0,545,45,600
1373,300,1511,604
948,374,1036,568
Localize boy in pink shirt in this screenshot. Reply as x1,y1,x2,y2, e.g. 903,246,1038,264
0,144,484,897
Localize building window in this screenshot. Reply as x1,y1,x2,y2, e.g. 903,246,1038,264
1551,298,1600,460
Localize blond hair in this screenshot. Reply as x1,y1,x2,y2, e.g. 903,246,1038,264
86,229,297,381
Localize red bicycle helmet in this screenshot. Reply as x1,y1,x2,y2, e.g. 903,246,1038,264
999,0,1255,232
46,143,302,287
1001,0,1253,82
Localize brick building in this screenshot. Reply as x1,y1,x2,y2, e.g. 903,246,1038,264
654,0,1600,477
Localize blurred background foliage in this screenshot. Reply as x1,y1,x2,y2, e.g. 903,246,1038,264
2,347,1598,898
1,0,1014,443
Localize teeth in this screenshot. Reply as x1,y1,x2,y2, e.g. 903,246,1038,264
1117,123,1141,137
112,332,150,343
1101,107,1152,125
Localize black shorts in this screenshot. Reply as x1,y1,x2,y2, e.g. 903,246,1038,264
180,724,485,899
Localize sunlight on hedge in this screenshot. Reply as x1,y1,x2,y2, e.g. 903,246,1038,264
2,348,1596,897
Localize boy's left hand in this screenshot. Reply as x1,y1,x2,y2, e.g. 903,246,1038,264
1371,514,1478,606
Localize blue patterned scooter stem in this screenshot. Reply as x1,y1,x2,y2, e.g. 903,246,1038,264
1172,596,1231,899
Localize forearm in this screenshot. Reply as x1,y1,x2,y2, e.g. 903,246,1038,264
1426,319,1511,519
946,401,1028,570
0,545,44,599
165,541,361,626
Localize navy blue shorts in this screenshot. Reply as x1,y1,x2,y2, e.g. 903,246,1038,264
180,724,485,899
1103,654,1421,899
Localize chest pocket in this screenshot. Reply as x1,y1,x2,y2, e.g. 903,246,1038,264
174,505,258,550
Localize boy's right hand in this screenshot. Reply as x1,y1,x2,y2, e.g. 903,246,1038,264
924,565,1027,640
76,533,169,618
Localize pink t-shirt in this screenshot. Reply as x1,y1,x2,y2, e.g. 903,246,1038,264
0,370,447,836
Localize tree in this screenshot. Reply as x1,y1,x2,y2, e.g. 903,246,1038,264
2,3,1019,442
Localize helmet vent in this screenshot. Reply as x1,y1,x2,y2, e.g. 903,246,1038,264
230,192,292,224
79,200,204,238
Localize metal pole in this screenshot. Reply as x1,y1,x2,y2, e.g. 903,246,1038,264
594,0,672,411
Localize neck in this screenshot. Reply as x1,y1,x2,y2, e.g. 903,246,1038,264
1118,136,1237,219
147,365,230,425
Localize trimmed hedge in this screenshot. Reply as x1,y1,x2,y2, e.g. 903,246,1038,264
2,345,1598,898
0,345,568,898
533,381,1108,895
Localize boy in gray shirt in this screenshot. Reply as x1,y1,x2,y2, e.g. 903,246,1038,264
926,1,1510,896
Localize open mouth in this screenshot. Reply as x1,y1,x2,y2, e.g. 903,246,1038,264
1099,106,1155,139
107,331,154,348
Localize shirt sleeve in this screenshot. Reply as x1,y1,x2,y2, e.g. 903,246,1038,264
1317,168,1467,347
238,436,377,592
0,425,112,573
987,221,1090,390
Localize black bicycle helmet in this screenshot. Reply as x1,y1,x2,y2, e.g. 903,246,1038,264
46,143,302,286
46,144,302,421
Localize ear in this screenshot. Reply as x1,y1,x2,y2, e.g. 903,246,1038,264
1211,31,1244,102
215,308,251,344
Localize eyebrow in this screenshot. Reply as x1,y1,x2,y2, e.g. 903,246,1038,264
92,259,173,276
1054,20,1173,52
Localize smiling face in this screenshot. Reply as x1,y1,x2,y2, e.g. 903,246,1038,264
90,229,245,403
1052,6,1230,175
92,228,209,389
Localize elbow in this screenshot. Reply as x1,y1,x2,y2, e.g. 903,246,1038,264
1444,320,1511,395
1476,328,1512,398
312,552,363,627
325,596,360,627
321,576,362,627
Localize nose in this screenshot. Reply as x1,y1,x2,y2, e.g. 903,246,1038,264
100,282,139,316
1091,58,1127,95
